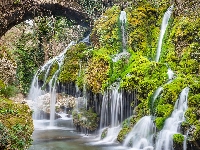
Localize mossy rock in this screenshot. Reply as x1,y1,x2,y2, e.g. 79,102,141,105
86,50,111,93
59,43,88,84
101,128,108,139
72,108,99,132
173,133,184,150
121,54,168,102
155,117,166,131
117,127,131,143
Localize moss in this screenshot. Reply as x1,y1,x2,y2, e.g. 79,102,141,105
59,43,88,84
0,84,18,98
45,61,59,85
121,55,168,102
173,133,184,144
185,108,198,125
158,76,193,105
193,123,200,142
0,98,33,149
155,104,173,118
163,17,200,75
91,5,121,53
86,50,111,93
173,133,185,150
155,117,166,130
117,127,131,143
101,128,108,139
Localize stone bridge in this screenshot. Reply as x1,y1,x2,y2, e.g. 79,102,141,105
0,0,93,37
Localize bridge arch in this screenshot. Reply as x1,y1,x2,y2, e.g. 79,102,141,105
0,0,92,37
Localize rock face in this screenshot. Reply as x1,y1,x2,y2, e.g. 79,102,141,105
27,93,76,119
0,0,91,38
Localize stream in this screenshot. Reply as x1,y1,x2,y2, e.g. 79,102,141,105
28,119,124,150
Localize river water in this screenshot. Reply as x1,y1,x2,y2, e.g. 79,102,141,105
29,119,124,150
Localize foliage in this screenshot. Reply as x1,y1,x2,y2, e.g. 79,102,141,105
117,127,131,143
91,5,121,53
173,133,184,144
173,133,185,150
59,43,89,84
86,49,111,93
101,128,108,139
155,117,166,130
126,5,160,59
78,0,103,18
45,61,59,85
162,16,200,74
0,98,33,150
0,84,18,98
15,33,44,95
0,46,17,84
121,54,168,101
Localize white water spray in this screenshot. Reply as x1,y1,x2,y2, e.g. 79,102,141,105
155,5,173,62
28,41,75,125
120,10,127,52
151,86,163,111
155,87,190,150
99,83,123,143
123,116,154,150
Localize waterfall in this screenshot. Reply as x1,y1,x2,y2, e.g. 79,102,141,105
28,41,75,125
167,68,175,84
151,86,163,113
123,116,154,149
167,68,174,80
155,5,173,62
120,10,127,52
155,87,190,150
99,83,124,143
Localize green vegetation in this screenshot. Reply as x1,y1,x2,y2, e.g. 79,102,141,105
59,43,89,84
173,134,184,149
101,128,108,139
0,98,33,150
15,33,44,94
1,0,200,147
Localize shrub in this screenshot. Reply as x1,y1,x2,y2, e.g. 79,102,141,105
0,98,33,150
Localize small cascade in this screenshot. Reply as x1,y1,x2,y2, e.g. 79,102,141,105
99,83,124,143
80,34,90,44
167,68,175,84
155,87,190,150
119,10,127,52
151,86,163,112
123,116,154,149
167,68,174,80
112,51,130,62
155,5,173,62
28,41,75,125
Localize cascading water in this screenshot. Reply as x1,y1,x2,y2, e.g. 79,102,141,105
99,83,123,143
120,10,127,52
123,116,154,150
96,82,135,144
28,41,75,125
151,86,163,112
151,68,175,112
155,87,190,150
167,68,175,84
155,5,173,62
